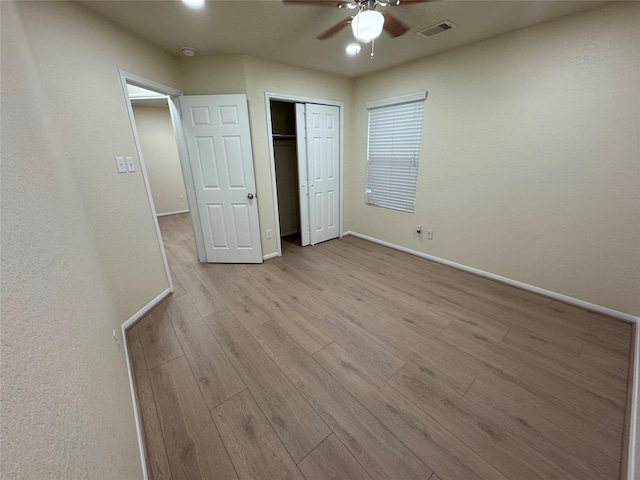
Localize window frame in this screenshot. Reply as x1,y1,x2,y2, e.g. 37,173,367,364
365,91,427,214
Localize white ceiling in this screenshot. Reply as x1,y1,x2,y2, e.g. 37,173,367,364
80,0,605,78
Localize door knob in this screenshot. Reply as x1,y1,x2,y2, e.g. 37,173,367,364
247,193,254,199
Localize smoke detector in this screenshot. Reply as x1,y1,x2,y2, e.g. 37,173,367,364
416,20,457,38
181,47,196,57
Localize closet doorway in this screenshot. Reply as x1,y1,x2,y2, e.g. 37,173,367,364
266,94,344,257
271,101,301,243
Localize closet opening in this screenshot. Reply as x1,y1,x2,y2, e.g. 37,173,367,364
270,100,302,248
266,92,343,257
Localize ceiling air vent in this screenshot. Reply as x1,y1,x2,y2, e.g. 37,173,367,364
416,20,457,38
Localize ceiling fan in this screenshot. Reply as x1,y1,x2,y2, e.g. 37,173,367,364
283,0,428,42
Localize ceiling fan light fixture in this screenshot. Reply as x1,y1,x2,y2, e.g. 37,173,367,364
182,0,205,9
345,43,361,55
351,10,384,43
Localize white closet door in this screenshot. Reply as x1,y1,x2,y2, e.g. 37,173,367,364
304,104,340,245
295,103,310,246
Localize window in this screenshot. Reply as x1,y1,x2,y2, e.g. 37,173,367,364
365,92,426,213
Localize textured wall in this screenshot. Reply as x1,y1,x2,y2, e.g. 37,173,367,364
346,2,640,317
132,104,188,215
1,2,181,478
180,55,247,95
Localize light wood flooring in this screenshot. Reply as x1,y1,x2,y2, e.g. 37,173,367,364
127,212,633,480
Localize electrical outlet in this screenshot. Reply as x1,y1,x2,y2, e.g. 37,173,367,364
113,329,121,350
426,229,433,240
416,225,423,237
266,229,273,239
179,195,185,202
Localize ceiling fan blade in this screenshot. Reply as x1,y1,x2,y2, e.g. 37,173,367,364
283,0,351,6
317,16,353,40
381,11,409,37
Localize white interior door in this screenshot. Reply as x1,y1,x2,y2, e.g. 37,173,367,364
180,94,262,263
305,104,340,245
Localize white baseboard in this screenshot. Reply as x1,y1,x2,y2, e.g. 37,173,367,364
121,287,172,480
628,324,639,480
122,332,149,480
122,288,172,330
156,209,189,217
343,230,639,480
343,231,638,323
263,251,280,261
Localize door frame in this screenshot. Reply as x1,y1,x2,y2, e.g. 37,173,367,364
265,92,344,257
119,70,208,267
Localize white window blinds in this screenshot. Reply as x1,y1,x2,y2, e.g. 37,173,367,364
365,92,426,213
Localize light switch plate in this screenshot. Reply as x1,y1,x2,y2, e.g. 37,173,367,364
125,156,136,172
115,156,127,173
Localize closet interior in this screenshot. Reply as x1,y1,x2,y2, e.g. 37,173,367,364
270,100,301,244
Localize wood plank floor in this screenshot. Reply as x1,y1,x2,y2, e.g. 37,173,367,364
127,212,633,480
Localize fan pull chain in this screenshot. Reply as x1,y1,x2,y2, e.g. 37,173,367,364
371,37,375,59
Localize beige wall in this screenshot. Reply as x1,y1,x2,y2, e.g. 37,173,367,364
346,2,640,317
132,104,188,215
180,55,247,95
1,2,181,478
